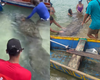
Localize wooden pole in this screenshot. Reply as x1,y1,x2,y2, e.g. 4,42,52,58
67,50,100,60
68,39,86,69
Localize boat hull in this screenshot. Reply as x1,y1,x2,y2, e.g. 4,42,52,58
1,0,50,9
50,35,100,80
50,60,99,80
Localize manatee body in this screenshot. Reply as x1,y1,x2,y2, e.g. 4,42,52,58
29,41,50,80
13,15,50,80
58,13,83,36
14,14,41,38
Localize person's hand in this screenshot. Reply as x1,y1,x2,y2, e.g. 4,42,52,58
62,27,66,30
81,22,85,26
77,10,80,13
59,31,64,33
21,17,26,21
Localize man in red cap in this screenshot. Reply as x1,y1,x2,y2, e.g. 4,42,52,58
0,38,31,80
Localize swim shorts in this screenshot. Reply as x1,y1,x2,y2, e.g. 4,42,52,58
88,28,99,35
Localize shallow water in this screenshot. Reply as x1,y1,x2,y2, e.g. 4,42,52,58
50,0,87,35
50,0,94,80
50,68,80,80
0,4,50,80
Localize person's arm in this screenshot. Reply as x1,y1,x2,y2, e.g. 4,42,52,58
85,16,91,23
50,28,59,33
68,13,70,16
50,7,52,15
26,7,37,19
53,19,62,28
52,7,55,13
81,14,89,25
82,2,92,25
29,73,32,80
50,28,64,33
81,4,84,13
26,71,32,80
68,13,72,17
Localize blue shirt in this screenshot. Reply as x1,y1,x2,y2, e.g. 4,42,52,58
0,4,3,11
26,2,50,20
86,0,100,29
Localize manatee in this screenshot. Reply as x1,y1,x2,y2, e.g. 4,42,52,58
58,13,83,36
14,14,41,39
12,14,50,80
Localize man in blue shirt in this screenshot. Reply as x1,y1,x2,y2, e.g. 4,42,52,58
25,0,50,21
82,0,100,39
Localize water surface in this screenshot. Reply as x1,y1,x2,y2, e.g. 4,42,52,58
0,4,50,80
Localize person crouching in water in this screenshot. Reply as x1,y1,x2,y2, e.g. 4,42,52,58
68,9,72,17
76,0,84,13
23,0,50,21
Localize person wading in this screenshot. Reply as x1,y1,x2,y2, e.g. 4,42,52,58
82,0,100,39
76,0,84,13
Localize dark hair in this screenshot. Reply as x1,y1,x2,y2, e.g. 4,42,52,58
50,16,54,21
79,1,82,3
68,9,72,15
32,0,39,6
8,48,20,56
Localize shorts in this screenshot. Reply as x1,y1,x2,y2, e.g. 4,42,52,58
88,28,99,35
41,16,50,21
